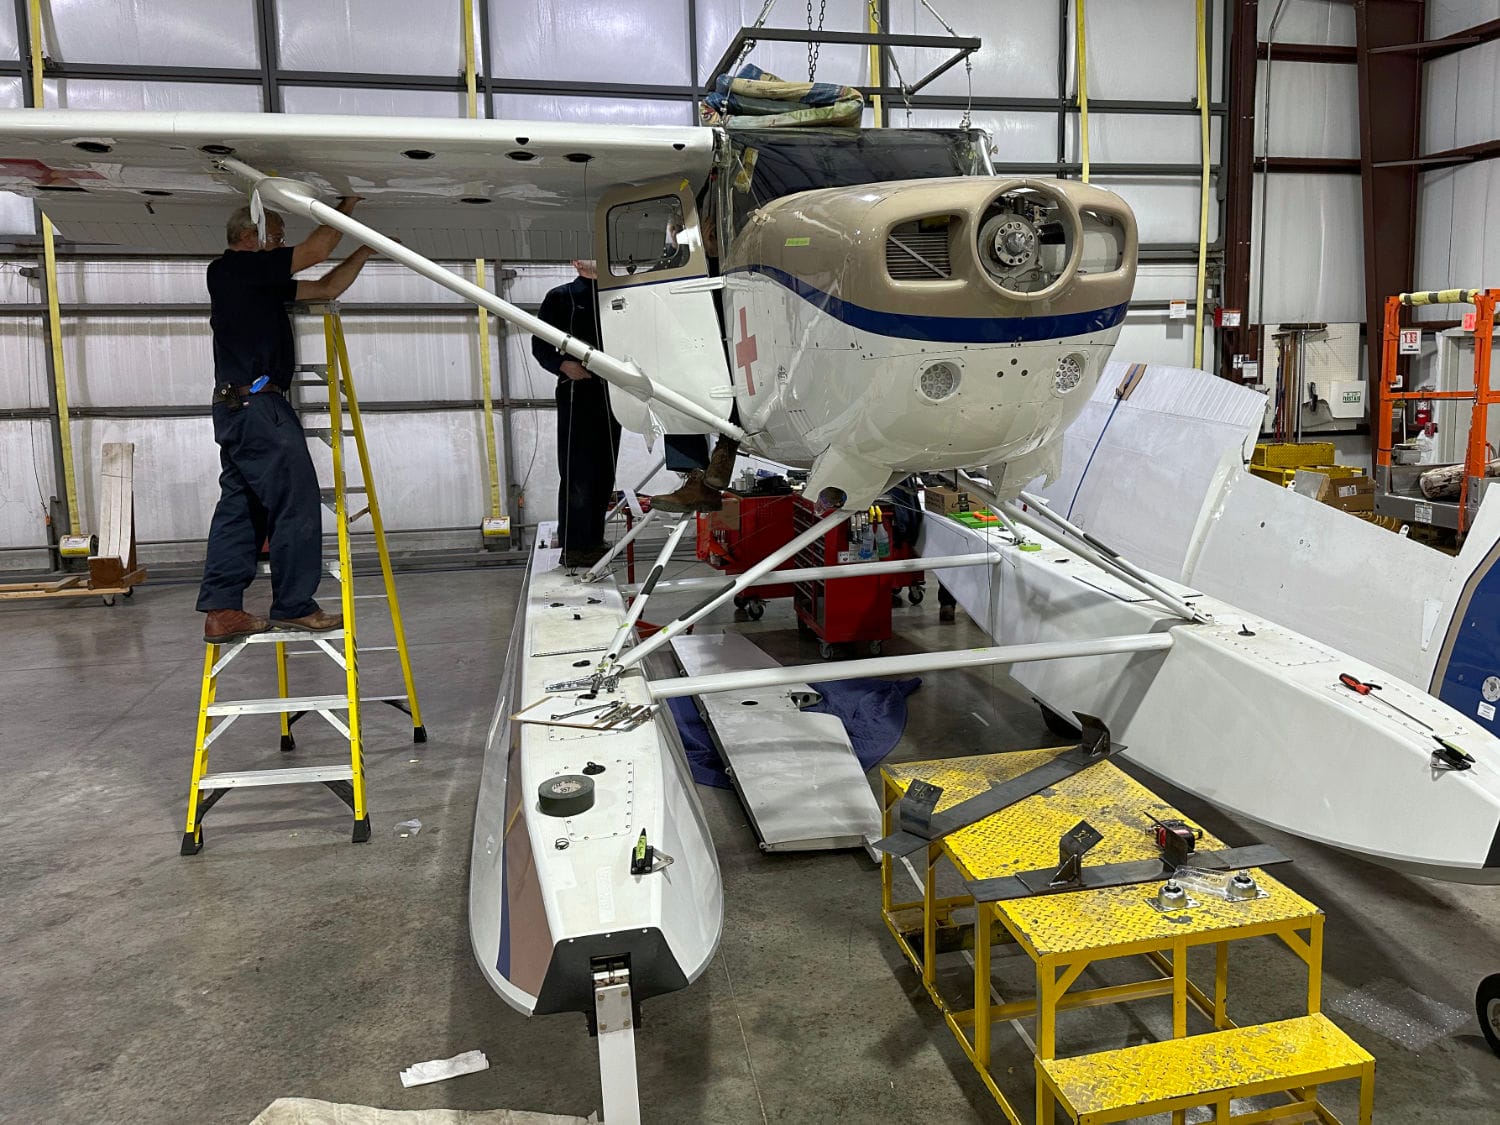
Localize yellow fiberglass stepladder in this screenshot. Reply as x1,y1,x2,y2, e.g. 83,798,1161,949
181,304,426,855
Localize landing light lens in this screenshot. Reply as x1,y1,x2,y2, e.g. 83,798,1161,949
918,361,961,402
1054,354,1084,394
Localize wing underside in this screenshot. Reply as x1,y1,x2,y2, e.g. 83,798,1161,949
0,109,715,259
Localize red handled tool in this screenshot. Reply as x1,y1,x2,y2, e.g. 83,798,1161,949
1338,672,1431,728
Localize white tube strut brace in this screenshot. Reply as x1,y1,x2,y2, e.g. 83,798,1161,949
215,158,746,444
584,508,663,582
632,550,1002,594
957,471,1207,624
648,632,1175,699
602,517,691,664
612,507,850,672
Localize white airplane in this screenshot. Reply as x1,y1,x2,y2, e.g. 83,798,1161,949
5,102,1499,1121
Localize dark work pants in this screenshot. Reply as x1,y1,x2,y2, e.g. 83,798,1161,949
555,377,621,551
196,393,324,620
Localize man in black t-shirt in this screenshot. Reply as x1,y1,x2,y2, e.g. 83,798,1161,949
531,260,620,569
197,199,377,643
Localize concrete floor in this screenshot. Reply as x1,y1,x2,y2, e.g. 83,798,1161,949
4,563,1500,1124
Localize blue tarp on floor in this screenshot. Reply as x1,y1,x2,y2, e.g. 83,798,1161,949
668,677,922,789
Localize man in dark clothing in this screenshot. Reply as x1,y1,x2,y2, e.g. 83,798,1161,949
531,260,620,568
197,199,377,643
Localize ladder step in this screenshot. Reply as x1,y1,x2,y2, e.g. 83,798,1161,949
199,764,353,789
321,486,369,501
207,694,351,716
294,363,329,373
235,628,346,644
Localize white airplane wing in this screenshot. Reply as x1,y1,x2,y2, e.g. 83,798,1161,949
0,109,714,259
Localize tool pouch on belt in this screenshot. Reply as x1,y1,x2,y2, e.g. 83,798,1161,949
212,383,248,411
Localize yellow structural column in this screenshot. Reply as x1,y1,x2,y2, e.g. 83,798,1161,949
463,0,504,527
1074,0,1090,183
28,0,82,537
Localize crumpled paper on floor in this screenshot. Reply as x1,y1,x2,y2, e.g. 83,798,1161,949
398,1050,489,1088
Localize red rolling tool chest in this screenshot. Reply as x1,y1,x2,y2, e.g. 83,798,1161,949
697,490,920,657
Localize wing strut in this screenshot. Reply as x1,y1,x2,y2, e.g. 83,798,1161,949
215,158,747,444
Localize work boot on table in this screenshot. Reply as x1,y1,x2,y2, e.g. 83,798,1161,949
203,609,270,644
270,608,343,633
653,438,742,513
652,470,724,514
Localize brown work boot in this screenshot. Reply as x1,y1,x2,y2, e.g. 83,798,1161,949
652,470,723,514
270,608,343,633
203,608,270,644
703,437,741,490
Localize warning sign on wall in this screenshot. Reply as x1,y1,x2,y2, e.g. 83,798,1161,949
1398,328,1422,355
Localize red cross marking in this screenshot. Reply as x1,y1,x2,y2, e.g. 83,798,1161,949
735,305,759,396
0,158,105,189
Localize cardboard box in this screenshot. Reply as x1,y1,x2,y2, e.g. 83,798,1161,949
706,493,741,532
925,485,971,516
1293,469,1375,512
1253,441,1337,468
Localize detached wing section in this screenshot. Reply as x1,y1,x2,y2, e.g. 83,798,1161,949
0,109,714,259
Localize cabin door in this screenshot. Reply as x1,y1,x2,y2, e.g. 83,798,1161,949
593,178,732,436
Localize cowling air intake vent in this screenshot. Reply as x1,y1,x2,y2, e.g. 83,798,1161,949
978,186,1076,298
885,216,955,281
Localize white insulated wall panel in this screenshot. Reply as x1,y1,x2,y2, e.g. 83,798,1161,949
280,87,470,119
1449,41,1500,149
1066,115,1222,165
1090,177,1219,245
1112,313,1201,370
276,0,465,76
887,0,1060,99
512,408,562,522
70,415,220,545
495,0,690,85
0,321,50,409
1073,0,1198,102
317,410,498,532
1249,173,1365,324
697,0,867,87
1429,0,1500,39
490,94,694,127
48,79,262,113
47,0,260,67
1259,0,1356,45
1258,61,1359,158
291,315,481,404
62,317,212,409
503,325,560,401
0,4,15,57
0,422,55,554
1416,162,1500,295
1423,51,1462,153
898,109,1056,163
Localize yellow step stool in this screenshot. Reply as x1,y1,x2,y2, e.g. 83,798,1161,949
1037,1013,1374,1124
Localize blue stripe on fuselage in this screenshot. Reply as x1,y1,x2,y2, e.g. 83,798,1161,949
728,264,1128,344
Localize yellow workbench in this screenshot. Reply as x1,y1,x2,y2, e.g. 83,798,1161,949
881,749,1373,1124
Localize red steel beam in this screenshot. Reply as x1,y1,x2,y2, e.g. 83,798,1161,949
1220,0,1258,382
1356,0,1426,387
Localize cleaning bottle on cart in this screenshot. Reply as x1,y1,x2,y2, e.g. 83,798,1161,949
874,518,891,559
